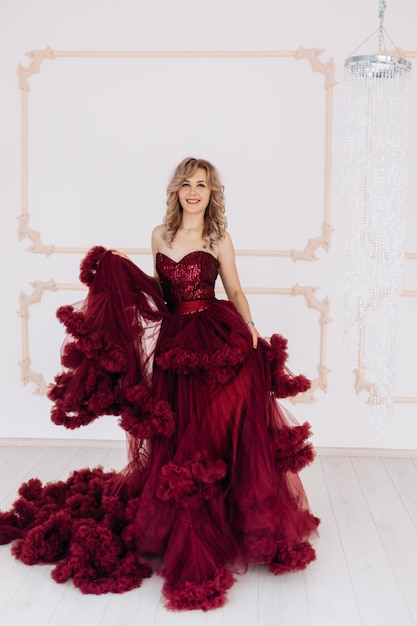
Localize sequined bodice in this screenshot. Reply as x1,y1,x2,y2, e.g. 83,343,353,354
156,251,219,307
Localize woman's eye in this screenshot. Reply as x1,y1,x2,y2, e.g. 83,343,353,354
197,184,206,188
182,183,190,187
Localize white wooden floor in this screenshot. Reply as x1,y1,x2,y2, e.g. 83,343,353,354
1,443,417,626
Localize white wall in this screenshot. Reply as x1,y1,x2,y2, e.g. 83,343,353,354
0,0,416,449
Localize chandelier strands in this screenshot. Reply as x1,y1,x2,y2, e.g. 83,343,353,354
342,1,412,441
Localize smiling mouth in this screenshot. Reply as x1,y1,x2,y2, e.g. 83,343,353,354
186,199,200,203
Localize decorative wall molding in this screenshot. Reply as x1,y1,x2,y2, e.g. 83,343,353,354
18,281,330,404
17,46,335,260
17,46,55,91
18,281,85,394
289,284,331,402
352,288,417,406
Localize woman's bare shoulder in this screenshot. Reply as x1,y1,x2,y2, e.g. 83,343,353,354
217,230,234,257
152,224,165,236
152,224,166,242
151,224,166,253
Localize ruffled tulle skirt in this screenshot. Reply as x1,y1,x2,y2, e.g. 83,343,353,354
0,247,319,611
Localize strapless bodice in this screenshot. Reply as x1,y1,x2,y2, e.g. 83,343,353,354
156,251,219,310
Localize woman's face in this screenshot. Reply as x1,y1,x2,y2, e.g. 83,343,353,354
178,167,211,215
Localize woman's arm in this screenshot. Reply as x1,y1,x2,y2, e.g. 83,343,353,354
151,225,165,282
217,232,260,349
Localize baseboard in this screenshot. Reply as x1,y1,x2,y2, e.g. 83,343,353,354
0,438,416,457
315,446,417,458
0,437,126,448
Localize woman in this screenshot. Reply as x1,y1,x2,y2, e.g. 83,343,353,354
0,157,319,611
151,157,260,347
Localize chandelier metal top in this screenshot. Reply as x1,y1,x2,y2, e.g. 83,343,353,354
344,54,411,77
344,0,412,76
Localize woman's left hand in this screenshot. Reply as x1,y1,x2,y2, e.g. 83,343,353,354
247,323,261,349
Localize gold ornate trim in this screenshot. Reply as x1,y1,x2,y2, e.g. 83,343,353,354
289,284,331,403
393,282,416,404
17,46,55,91
18,281,84,394
353,287,417,405
17,46,335,260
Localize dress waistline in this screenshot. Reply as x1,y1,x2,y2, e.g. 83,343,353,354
169,297,217,315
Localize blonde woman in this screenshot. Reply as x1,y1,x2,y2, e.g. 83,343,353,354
1,158,319,611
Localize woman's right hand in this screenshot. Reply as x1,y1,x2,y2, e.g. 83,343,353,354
111,249,130,260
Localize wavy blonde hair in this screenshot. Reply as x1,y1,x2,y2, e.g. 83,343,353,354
163,157,227,249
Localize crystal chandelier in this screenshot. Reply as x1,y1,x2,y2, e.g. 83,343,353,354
342,1,412,441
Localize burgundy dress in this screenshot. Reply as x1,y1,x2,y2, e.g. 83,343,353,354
0,246,319,611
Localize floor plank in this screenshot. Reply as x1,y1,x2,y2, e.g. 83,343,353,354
0,447,55,509
0,547,34,614
0,446,22,468
382,457,417,528
2,446,417,626
0,563,69,626
352,457,417,623
337,519,414,626
206,568,259,626
320,456,371,522
257,568,310,626
101,576,162,626
45,584,112,626
304,458,362,626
